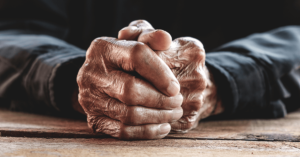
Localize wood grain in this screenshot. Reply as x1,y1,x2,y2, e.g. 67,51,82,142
1,137,300,157
1,109,300,141
167,109,300,142
0,109,105,138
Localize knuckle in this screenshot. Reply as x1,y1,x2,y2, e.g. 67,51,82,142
193,72,208,90
192,47,205,63
92,37,111,44
156,94,167,108
123,106,142,125
176,37,204,48
132,42,147,54
76,66,92,87
77,93,86,107
105,98,128,120
182,92,203,109
76,68,84,86
87,115,121,137
90,37,106,48
88,37,114,56
86,38,101,59
121,78,139,105
130,42,148,62
174,37,205,65
76,84,95,109
187,99,203,112
87,115,102,132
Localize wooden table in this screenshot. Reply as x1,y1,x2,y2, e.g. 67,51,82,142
1,109,300,157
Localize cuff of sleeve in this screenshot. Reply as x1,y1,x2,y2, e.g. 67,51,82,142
48,53,85,112
24,38,85,113
205,52,267,116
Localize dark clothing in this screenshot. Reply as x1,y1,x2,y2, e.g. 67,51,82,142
0,0,300,118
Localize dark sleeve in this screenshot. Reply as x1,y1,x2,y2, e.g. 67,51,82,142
0,0,86,113
205,26,300,118
0,30,85,113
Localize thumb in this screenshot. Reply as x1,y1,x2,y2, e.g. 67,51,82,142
118,20,172,51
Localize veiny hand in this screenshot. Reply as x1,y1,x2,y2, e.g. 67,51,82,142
119,20,224,133
77,36,184,140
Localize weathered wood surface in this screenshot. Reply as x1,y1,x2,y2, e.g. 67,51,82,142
1,137,300,157
168,109,300,142
1,109,300,141
0,109,105,138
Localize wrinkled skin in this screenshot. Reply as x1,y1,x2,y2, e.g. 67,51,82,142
160,39,224,132
119,20,224,133
77,36,184,140
76,20,224,140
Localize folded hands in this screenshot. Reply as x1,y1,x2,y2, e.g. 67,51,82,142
76,20,224,140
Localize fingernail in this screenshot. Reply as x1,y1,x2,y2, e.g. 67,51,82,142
159,123,171,135
167,80,180,96
170,94,183,108
172,107,183,121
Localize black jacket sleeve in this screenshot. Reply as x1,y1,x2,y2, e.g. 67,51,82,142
0,0,86,113
206,26,300,118
0,30,85,113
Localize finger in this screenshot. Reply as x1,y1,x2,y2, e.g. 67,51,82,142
139,29,172,51
170,97,204,132
130,20,172,50
108,99,183,125
170,116,199,133
83,93,183,125
87,115,122,137
120,123,171,140
122,106,183,125
88,115,171,140
119,20,172,51
180,89,204,115
118,20,154,40
173,37,206,66
92,37,180,96
99,71,183,109
168,93,202,132
118,26,142,40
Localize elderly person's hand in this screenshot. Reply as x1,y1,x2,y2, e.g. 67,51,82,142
119,20,224,133
76,36,184,140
